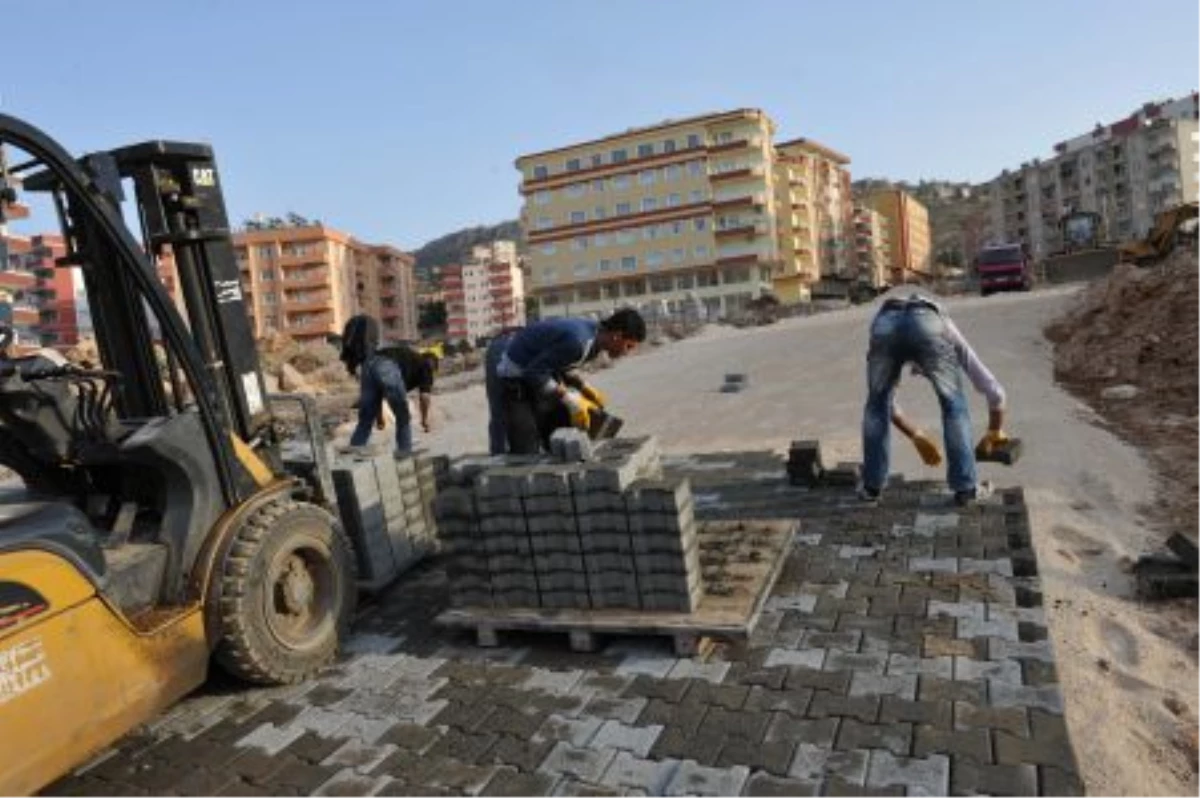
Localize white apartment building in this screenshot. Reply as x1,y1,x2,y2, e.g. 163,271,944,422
983,93,1199,256
444,239,526,342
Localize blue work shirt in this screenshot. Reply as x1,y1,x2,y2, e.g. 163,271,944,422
496,317,599,394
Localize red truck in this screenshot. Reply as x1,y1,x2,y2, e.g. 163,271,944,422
975,244,1033,296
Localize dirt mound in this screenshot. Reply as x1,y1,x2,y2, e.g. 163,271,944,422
1046,253,1198,409
258,333,355,395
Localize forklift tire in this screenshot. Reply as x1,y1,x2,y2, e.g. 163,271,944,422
214,498,356,685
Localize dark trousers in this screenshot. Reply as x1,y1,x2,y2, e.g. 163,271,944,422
496,378,568,454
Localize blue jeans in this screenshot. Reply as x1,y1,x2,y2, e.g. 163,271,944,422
484,332,516,454
350,354,413,452
861,306,976,493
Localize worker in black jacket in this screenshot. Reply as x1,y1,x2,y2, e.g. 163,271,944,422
340,315,437,453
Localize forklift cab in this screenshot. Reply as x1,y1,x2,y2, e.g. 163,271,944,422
0,115,354,794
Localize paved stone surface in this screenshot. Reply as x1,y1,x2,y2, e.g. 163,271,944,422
48,455,1078,796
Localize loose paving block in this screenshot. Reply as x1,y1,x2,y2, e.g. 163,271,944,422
787,440,825,487
788,744,869,785
539,742,619,783
835,719,912,756
598,751,679,794
950,761,1039,796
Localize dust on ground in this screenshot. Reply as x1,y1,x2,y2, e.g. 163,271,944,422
1043,250,1199,792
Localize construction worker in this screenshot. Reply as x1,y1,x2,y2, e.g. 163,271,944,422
485,308,646,454
340,314,437,454
859,291,1010,506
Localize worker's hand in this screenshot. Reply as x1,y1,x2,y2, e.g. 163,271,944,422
975,429,1010,458
910,430,943,467
578,382,608,408
562,389,598,431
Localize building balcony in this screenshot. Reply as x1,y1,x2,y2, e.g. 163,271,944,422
715,222,767,239
711,192,765,210
283,293,334,312
277,248,326,267
282,270,331,289
707,136,761,154
285,316,335,337
709,165,766,183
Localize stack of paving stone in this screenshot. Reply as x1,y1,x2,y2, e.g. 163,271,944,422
434,436,706,613
331,451,443,591
786,439,825,486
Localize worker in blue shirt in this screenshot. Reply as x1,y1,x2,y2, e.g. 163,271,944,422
484,308,646,454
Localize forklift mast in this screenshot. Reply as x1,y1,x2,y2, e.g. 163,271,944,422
107,141,271,443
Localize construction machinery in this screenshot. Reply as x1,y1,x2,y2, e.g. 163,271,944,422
0,115,366,794
1118,201,1198,265
1040,210,1121,284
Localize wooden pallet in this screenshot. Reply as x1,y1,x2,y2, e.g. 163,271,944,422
436,519,796,656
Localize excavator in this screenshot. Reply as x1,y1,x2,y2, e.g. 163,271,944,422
0,115,361,794
1118,201,1199,265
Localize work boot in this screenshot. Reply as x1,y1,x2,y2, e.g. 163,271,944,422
954,481,994,507
857,485,881,505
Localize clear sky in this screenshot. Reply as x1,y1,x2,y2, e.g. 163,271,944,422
5,0,1197,249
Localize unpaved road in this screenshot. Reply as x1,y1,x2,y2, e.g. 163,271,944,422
400,286,1197,796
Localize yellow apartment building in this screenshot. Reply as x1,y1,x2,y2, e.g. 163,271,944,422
865,189,931,283
515,109,781,319
773,138,853,302
852,203,892,288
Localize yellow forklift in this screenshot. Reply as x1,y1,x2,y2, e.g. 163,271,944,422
0,115,358,794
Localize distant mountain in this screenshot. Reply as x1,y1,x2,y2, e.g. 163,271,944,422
854,178,991,268
413,220,523,277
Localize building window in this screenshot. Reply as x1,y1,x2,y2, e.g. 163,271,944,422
687,134,701,149
534,165,549,179
717,131,734,143
264,292,278,304
592,178,606,192
571,237,588,251
598,259,613,273
689,189,704,203
594,232,610,247
651,276,672,293
616,202,632,215
667,193,681,207
594,206,607,220
617,229,636,245
535,190,552,205
676,273,693,288
642,197,658,212
664,139,676,154
694,218,709,231
671,248,686,263
540,243,557,255
637,143,654,158
566,158,581,172
621,256,637,271
574,262,590,276
613,174,631,190
566,183,586,198
570,211,586,224
688,161,704,177
639,170,656,186
696,270,718,287
258,245,274,259
665,164,681,182
646,251,665,268
611,148,627,163
643,226,658,240
694,244,710,259
625,279,646,296
604,283,621,299
260,269,276,281
591,153,603,167
536,216,553,230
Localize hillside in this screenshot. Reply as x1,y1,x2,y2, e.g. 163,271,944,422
853,178,991,269
413,220,522,277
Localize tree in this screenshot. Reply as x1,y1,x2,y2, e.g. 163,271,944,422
418,301,447,333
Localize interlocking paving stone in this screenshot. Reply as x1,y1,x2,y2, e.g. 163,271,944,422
49,456,1075,798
